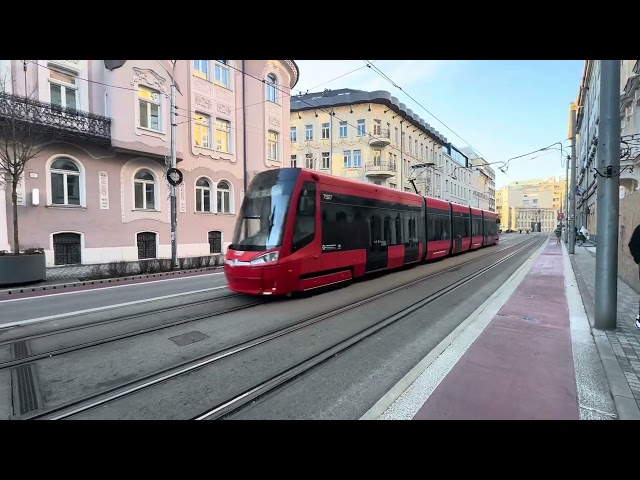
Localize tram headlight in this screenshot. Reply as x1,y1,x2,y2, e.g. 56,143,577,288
250,250,279,266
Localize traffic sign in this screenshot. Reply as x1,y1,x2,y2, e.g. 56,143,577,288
167,167,183,187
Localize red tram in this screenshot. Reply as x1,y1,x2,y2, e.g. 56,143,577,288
225,168,499,296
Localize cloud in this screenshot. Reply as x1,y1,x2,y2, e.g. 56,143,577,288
293,60,452,96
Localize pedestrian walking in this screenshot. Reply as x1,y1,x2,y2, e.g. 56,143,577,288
629,223,640,330
554,225,562,244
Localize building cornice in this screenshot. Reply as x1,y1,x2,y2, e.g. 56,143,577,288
291,89,447,144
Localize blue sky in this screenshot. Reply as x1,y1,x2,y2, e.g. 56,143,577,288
291,60,584,188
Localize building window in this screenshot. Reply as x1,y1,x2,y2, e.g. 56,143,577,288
193,60,209,80
194,112,211,148
267,131,279,160
49,69,78,110
266,74,278,103
137,232,157,259
322,123,329,139
389,183,396,190
291,155,297,167
50,158,81,206
214,60,230,89
339,122,347,138
290,127,297,142
208,231,222,254
53,233,81,266
415,140,418,155
196,177,212,212
305,124,313,141
305,153,315,169
216,119,231,153
373,149,381,166
395,127,399,144
138,86,161,132
134,169,156,210
353,150,362,167
217,180,231,213
343,150,352,168
373,119,381,135
357,119,365,136
322,152,330,170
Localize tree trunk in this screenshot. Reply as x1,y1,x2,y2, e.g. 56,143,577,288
11,177,19,254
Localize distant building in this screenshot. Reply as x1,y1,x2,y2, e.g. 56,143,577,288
495,176,566,232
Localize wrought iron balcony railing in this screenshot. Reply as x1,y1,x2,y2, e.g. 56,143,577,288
0,92,111,146
365,160,397,173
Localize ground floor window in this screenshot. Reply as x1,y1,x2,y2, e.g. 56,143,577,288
53,232,81,265
137,232,157,259
208,231,222,254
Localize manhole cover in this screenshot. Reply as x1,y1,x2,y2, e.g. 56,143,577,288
521,316,540,323
169,331,209,346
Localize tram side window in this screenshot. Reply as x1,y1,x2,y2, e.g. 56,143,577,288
292,181,316,252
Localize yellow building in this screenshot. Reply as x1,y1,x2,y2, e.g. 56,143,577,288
289,89,448,192
496,176,567,232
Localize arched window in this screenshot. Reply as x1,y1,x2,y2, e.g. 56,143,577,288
51,158,81,205
216,180,231,213
266,73,278,103
134,169,156,210
196,177,212,212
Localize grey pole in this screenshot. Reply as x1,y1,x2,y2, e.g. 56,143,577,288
594,59,621,330
170,63,178,269
564,150,569,242
568,106,577,254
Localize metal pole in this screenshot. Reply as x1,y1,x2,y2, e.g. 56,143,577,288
594,60,621,330
170,64,178,269
564,152,569,242
568,106,577,253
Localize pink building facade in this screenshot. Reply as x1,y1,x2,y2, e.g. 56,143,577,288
0,60,298,267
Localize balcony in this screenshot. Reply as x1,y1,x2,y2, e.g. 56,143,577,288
368,128,391,147
365,160,396,177
0,92,111,146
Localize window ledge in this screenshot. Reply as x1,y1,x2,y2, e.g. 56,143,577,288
132,209,161,212
46,204,86,210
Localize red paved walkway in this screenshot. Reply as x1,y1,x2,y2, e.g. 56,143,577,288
413,241,580,420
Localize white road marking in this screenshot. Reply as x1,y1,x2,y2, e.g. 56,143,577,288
0,286,228,329
0,272,225,304
360,237,548,420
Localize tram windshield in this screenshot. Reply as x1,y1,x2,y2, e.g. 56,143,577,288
231,169,300,251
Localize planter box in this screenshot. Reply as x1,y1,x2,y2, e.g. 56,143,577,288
0,253,47,286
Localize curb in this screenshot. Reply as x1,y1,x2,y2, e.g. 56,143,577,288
0,266,224,296
569,254,640,420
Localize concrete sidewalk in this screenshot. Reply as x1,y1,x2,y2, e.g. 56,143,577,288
569,243,640,419
362,236,626,420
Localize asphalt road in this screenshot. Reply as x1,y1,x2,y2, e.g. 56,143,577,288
0,232,539,420
0,271,229,327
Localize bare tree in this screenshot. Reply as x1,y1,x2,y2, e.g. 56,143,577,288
0,77,61,254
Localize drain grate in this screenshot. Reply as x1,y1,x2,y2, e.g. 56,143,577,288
169,331,209,347
13,341,28,359
15,365,39,415
11,341,41,415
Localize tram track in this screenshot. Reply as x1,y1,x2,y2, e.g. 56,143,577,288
0,293,264,370
23,235,541,420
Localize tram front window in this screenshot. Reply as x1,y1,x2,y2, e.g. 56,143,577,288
231,170,299,252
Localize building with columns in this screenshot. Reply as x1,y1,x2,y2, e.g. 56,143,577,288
0,59,298,266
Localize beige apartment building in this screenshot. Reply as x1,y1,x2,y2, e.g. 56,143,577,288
289,89,448,193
